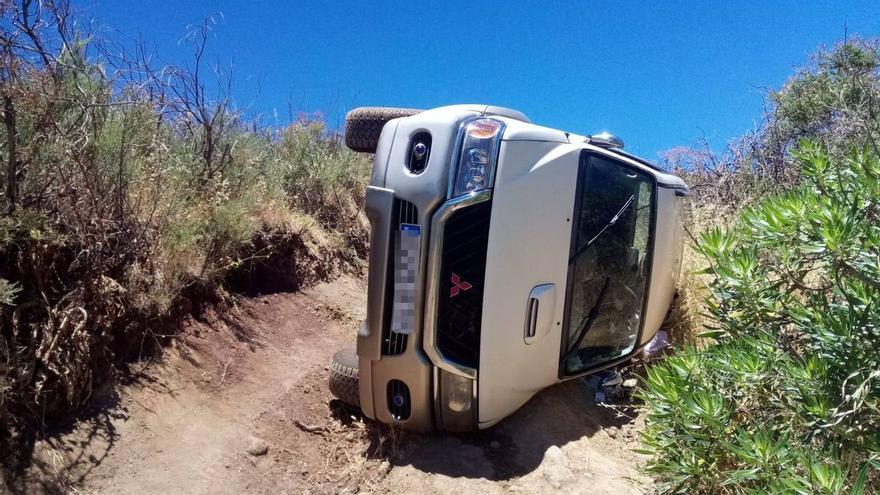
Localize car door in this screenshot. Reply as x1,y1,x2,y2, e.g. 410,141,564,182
477,140,582,427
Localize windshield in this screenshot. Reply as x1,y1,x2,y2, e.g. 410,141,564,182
562,154,655,375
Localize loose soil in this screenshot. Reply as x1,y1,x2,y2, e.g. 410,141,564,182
12,275,648,494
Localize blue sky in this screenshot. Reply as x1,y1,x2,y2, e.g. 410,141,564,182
82,1,879,159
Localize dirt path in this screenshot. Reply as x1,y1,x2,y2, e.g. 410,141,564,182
21,276,647,494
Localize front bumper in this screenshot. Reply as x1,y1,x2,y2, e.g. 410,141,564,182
358,185,488,432
358,186,434,431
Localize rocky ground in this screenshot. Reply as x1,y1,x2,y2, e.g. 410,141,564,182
13,275,648,494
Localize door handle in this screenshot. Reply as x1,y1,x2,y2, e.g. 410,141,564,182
525,297,540,339
524,283,556,344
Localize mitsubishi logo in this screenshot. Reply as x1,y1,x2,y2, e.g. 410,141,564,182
450,273,473,298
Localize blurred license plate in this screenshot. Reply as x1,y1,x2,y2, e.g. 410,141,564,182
391,224,420,335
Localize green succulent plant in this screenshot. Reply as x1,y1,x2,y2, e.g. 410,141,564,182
639,142,880,494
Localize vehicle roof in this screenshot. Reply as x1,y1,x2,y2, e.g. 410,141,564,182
496,115,687,189
581,143,687,189
418,105,687,189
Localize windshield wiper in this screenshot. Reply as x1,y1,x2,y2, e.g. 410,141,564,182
570,194,635,263
562,277,611,362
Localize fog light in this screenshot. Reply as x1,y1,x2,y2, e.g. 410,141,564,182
438,369,476,431
447,378,471,412
387,379,411,421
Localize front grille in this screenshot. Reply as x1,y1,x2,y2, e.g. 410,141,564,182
387,379,411,420
382,199,418,356
435,200,492,369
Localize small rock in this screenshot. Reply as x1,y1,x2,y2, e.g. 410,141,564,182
607,426,619,438
379,460,392,474
542,464,574,489
543,445,566,465
622,378,639,389
245,437,269,456
489,440,501,449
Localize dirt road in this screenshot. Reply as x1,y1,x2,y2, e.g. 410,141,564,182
19,276,647,494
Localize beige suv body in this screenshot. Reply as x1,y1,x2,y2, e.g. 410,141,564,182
334,105,687,432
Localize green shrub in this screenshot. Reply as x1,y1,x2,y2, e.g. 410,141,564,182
639,142,880,494
657,40,880,348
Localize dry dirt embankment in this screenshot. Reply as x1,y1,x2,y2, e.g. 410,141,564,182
19,276,646,494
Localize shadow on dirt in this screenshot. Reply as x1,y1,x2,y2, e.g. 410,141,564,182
342,377,639,482
1,385,125,495
0,318,234,495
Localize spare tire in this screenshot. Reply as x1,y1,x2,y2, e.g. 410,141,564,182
328,347,360,408
344,107,422,153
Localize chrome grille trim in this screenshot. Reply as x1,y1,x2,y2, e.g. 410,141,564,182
422,189,492,379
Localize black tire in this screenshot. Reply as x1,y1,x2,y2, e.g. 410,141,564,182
344,107,422,153
329,347,360,408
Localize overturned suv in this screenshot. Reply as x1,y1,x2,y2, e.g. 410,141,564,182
329,105,687,432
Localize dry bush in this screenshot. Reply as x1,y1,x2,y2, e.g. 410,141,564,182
660,37,880,345
0,1,371,477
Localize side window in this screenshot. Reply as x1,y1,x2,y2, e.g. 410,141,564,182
561,154,655,375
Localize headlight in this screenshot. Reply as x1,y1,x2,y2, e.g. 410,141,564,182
450,118,505,198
